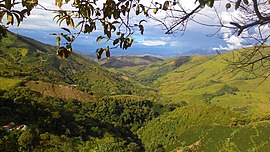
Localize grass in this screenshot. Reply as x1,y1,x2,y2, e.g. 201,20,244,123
20,48,28,56
0,32,152,97
126,51,270,118
138,105,270,152
0,77,22,89
123,49,270,151
137,104,239,151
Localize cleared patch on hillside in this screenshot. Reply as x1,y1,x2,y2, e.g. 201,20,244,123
25,81,93,102
0,77,22,89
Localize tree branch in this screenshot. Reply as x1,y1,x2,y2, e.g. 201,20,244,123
165,5,201,34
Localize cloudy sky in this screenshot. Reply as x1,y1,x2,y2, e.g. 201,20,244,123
9,0,246,57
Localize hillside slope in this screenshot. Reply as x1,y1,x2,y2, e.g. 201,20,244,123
131,49,270,151
125,50,270,118
137,104,270,152
120,56,191,84
0,33,161,152
0,32,148,96
99,55,163,68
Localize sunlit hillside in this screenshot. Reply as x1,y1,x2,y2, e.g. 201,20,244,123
2,33,270,152
0,32,151,96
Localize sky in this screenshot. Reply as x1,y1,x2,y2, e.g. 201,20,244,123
8,0,248,58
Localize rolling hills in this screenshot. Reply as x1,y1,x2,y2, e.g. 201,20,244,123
137,104,270,152
99,55,163,68
0,31,151,97
122,50,270,118
2,32,270,151
118,48,270,151
0,32,161,151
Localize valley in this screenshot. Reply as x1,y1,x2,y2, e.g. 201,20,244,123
1,33,270,151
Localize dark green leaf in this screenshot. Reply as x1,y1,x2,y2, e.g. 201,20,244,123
163,1,169,11
96,48,104,60
66,42,72,52
96,36,105,43
61,27,71,34
235,0,241,10
71,35,75,42
0,11,5,21
136,5,140,15
106,49,110,59
206,0,214,8
243,0,249,5
113,39,119,45
50,33,57,35
69,18,75,28
225,3,231,10
5,0,11,10
139,25,144,35
13,13,21,26
57,47,71,59
62,34,71,42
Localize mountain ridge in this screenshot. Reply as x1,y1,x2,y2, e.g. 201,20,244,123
99,55,164,68
0,31,151,97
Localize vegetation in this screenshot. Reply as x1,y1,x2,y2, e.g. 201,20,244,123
0,87,159,151
121,56,190,85
2,33,270,151
0,77,22,90
1,0,270,71
137,104,270,152
129,52,270,118
99,56,163,68
0,32,154,97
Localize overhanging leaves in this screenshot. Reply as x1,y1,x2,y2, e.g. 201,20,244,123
163,1,170,11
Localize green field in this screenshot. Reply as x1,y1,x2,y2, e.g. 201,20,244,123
0,77,21,89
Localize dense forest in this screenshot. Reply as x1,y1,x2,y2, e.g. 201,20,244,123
0,87,161,151
1,33,270,151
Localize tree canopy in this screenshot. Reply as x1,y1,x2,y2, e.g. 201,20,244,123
1,0,270,74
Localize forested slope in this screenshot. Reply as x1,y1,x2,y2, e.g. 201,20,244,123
0,32,160,151
2,33,270,151
128,49,270,151
0,32,151,96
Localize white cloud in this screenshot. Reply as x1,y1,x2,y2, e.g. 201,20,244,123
170,41,180,47
212,35,245,51
160,37,171,41
9,0,75,30
138,40,166,46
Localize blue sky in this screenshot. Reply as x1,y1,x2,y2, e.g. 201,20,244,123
9,0,246,58
11,26,226,57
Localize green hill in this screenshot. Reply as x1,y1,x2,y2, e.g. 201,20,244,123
2,32,270,152
99,55,163,68
0,32,149,96
156,53,270,117
129,49,270,152
126,50,270,118
137,104,270,152
0,32,162,151
120,56,191,85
